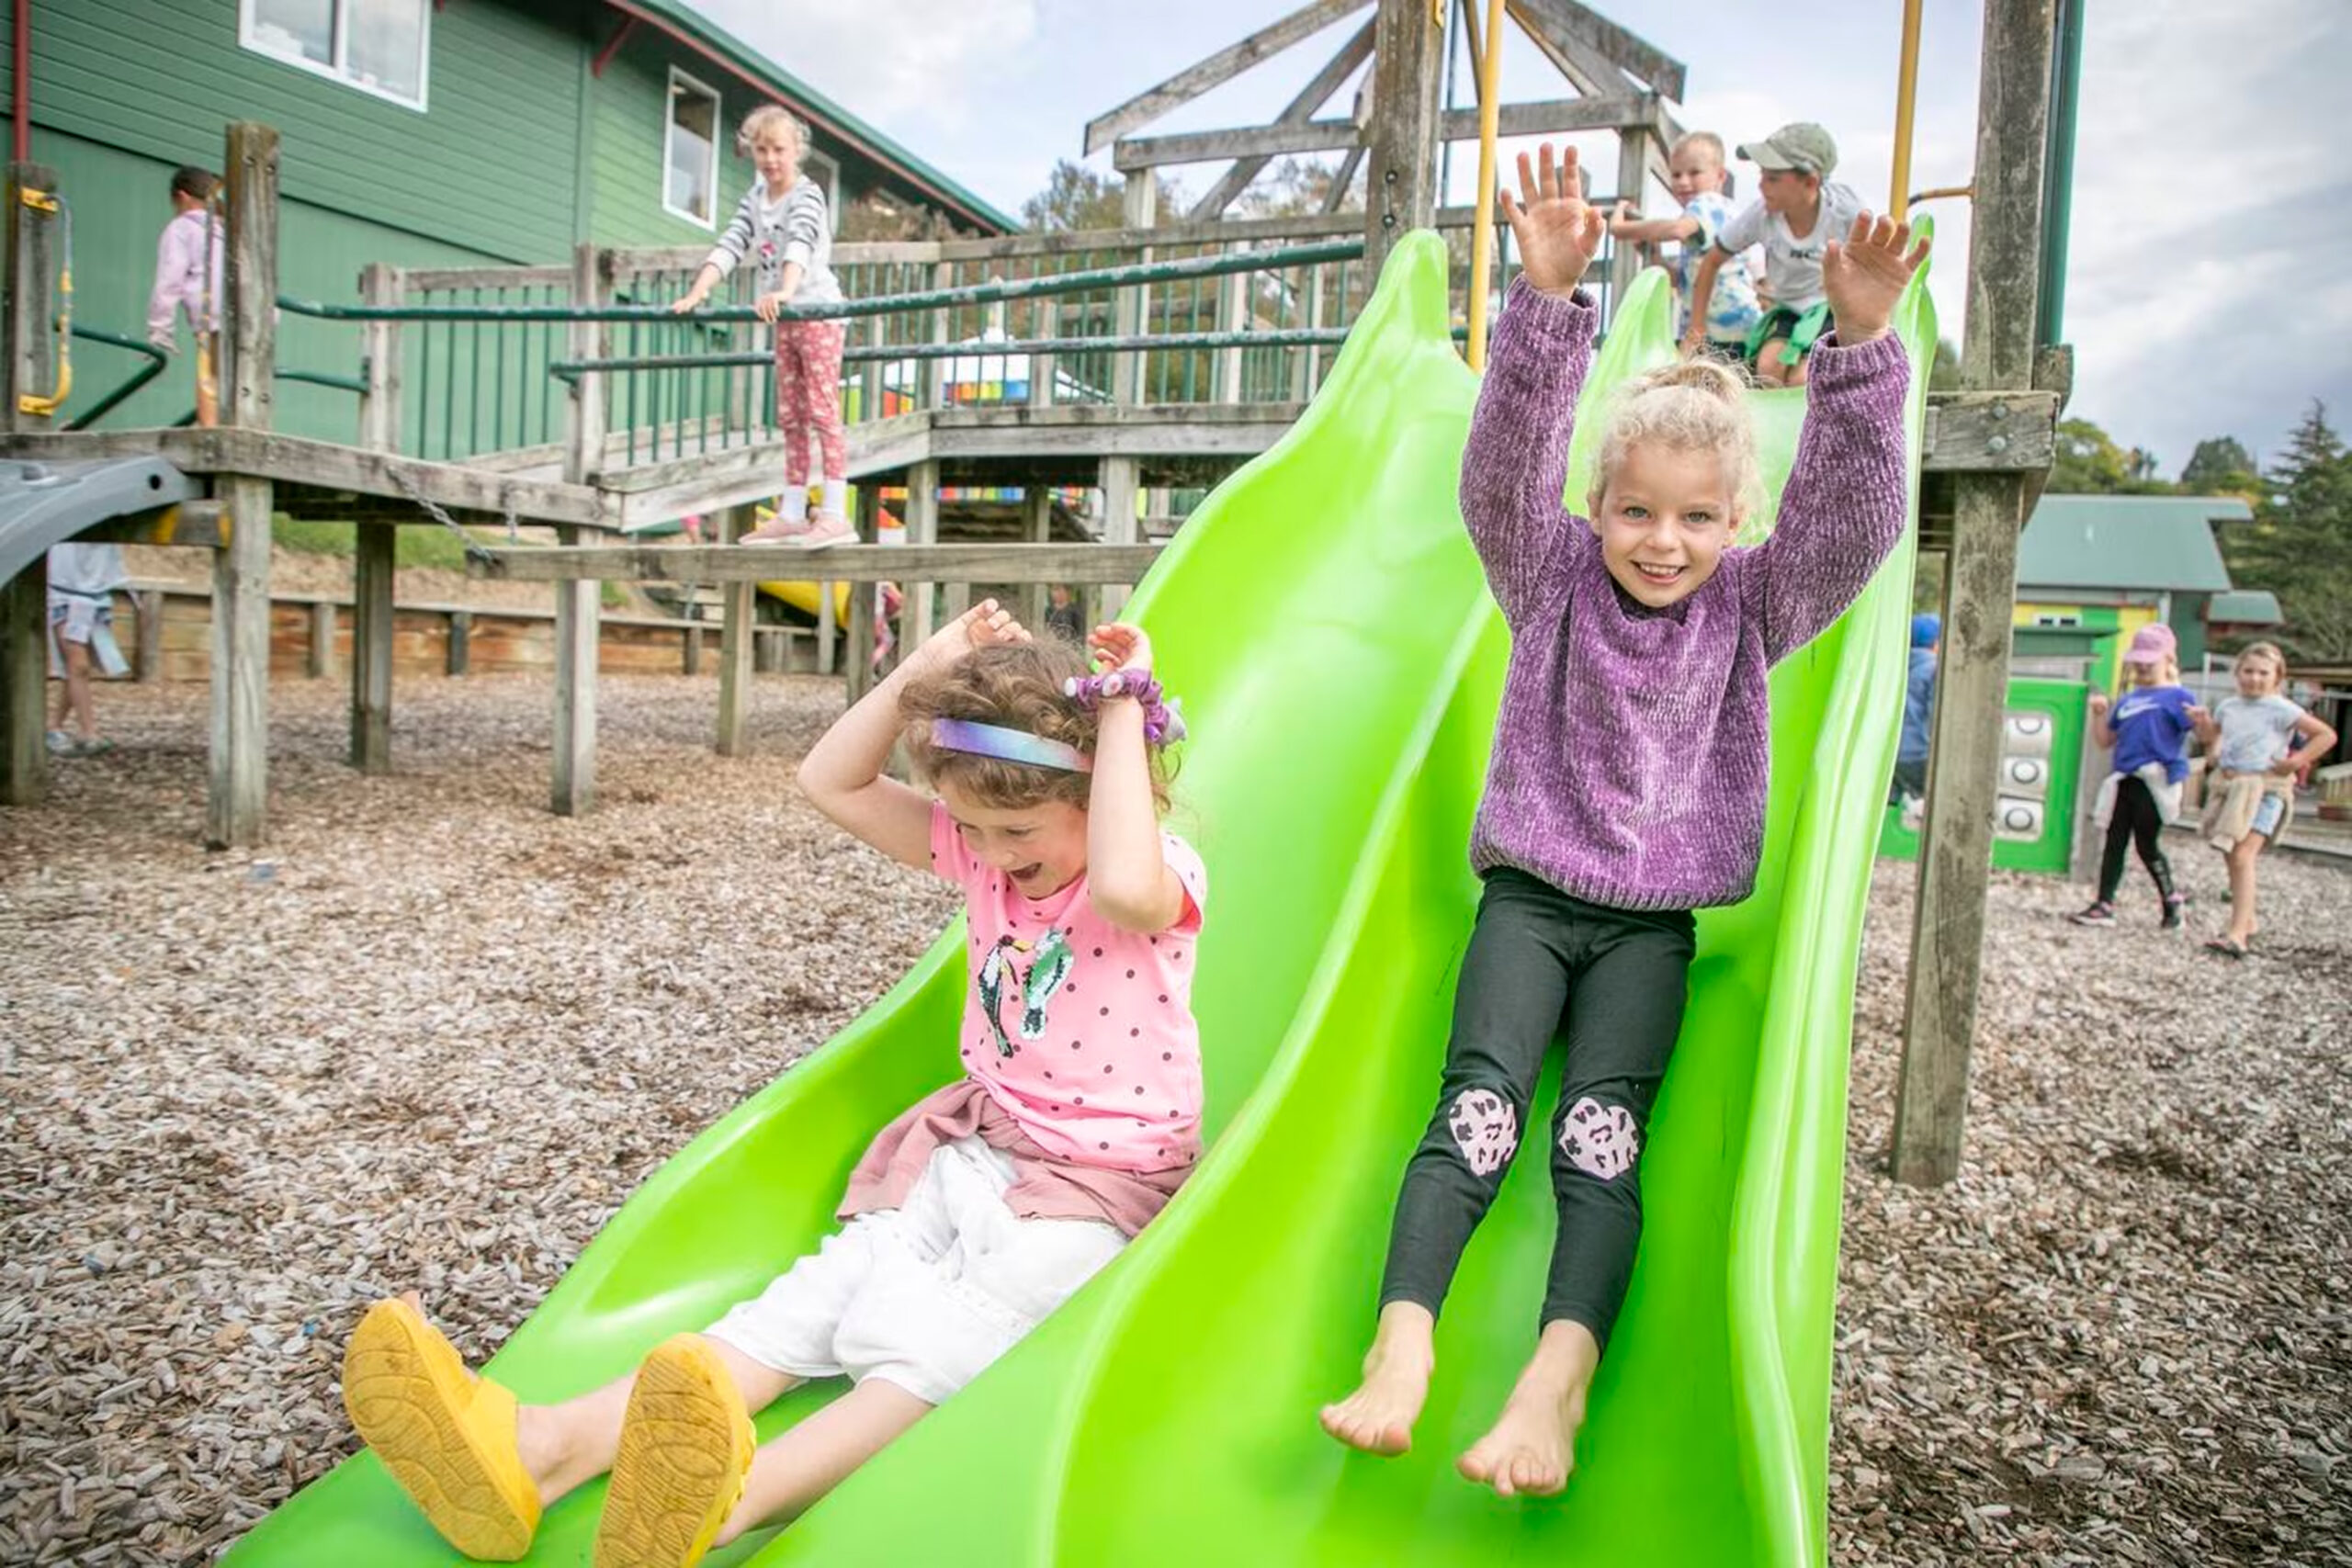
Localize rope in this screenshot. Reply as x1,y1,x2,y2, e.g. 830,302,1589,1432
388,464,517,562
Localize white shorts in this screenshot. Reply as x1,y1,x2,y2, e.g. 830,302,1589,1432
706,1135,1125,1405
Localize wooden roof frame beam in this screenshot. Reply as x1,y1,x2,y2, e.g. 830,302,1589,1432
1188,18,1377,220
1083,0,1375,155
1499,0,1683,100
1115,96,1658,172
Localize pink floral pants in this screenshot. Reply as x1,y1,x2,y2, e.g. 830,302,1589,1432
774,319,847,487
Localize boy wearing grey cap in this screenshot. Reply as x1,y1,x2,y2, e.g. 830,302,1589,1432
1684,123,1866,386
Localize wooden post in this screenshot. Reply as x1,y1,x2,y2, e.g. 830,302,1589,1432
1114,173,1158,406
351,264,402,773
1100,456,1141,617
206,124,278,851
0,559,43,806
553,242,609,817
1295,265,1327,402
1030,297,1057,410
307,601,336,680
1022,486,1053,629
1608,126,1652,324
843,482,879,705
447,610,471,676
2,161,60,437
921,259,953,412
1,162,61,804
1892,0,2058,1187
1363,0,1444,275
904,458,940,645
135,589,164,682
715,502,757,756
815,577,838,674
1216,261,1250,404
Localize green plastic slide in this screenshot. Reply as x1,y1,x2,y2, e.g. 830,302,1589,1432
228,229,1934,1567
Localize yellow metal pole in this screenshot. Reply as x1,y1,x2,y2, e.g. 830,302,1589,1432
1890,0,1924,212
1464,0,1505,370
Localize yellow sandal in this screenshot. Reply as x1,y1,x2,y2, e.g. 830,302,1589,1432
341,1298,542,1561
594,1336,755,1568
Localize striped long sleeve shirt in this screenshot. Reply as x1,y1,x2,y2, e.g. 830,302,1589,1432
702,177,843,307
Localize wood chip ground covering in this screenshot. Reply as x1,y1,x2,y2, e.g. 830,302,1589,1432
4,674,2346,1565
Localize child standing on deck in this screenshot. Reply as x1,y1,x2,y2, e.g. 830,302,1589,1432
2070,624,2200,930
2193,641,2337,958
343,603,1206,1567
1606,131,1759,361
146,165,222,428
1320,143,1923,1497
673,106,851,547
1683,123,1866,387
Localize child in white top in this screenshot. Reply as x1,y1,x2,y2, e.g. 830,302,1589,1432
2193,641,2338,957
674,106,852,546
341,602,1205,1568
1684,123,1867,387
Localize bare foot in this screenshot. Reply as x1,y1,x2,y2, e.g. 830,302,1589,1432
1456,1319,1600,1498
1319,1302,1436,1456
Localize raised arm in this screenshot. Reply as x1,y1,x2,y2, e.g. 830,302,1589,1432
1080,624,1190,933
1748,214,1930,663
798,601,1029,870
1462,143,1606,626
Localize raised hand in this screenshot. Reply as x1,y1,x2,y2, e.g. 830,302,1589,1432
1498,143,1606,299
1821,212,1929,343
1087,622,1154,676
916,598,1029,670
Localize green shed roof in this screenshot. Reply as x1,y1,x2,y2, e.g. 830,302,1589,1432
613,1,1020,234
2015,493,2251,595
2206,590,2283,625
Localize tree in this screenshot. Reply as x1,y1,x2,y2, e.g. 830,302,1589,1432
2046,417,2173,495
2178,435,2259,498
1021,160,1125,232
2218,401,2352,664
1928,336,1962,394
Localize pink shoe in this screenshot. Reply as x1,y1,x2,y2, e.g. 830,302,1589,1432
790,513,855,548
738,516,811,546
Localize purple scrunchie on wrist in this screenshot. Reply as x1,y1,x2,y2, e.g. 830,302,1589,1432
1063,668,1187,746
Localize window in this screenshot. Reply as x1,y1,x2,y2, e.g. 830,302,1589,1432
242,0,429,110
804,150,842,216
665,68,721,228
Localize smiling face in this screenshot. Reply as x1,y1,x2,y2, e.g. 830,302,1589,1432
2234,648,2284,698
939,779,1091,898
1589,442,1742,608
1668,143,1725,204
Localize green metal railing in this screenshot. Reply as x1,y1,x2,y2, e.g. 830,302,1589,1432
63,325,168,431
272,236,1396,468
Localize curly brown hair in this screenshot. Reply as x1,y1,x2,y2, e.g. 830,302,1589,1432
899,639,1177,813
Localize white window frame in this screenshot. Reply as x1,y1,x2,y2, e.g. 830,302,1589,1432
803,149,842,216
662,65,723,231
238,0,431,113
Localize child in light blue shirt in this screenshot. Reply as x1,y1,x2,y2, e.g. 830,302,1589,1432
1607,132,1758,357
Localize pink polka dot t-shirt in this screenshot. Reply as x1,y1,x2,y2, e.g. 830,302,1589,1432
930,802,1205,1175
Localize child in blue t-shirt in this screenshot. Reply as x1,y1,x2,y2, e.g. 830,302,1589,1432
2070,624,2204,929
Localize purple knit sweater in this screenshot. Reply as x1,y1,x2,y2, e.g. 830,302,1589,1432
1464,278,1912,911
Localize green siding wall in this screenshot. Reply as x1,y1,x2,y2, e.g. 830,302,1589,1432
28,0,585,261
589,32,753,253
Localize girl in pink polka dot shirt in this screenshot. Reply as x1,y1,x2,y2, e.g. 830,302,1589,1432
339,601,1204,1566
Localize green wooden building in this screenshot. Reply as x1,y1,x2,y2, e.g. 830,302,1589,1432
0,0,1014,437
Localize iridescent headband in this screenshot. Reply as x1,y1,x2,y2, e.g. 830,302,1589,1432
929,718,1093,773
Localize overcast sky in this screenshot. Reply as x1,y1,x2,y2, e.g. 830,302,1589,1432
702,0,2347,473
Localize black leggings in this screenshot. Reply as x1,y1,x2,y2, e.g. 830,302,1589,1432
2097,774,2177,904
1379,868,1695,1351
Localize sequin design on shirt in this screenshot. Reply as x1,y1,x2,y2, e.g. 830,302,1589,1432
975,927,1076,1058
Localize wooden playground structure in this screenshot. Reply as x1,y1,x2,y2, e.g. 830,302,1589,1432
0,0,2071,1184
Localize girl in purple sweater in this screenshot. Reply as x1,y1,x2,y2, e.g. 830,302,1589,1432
1320,144,1924,1497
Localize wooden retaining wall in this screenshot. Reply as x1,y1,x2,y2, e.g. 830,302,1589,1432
113,581,828,684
